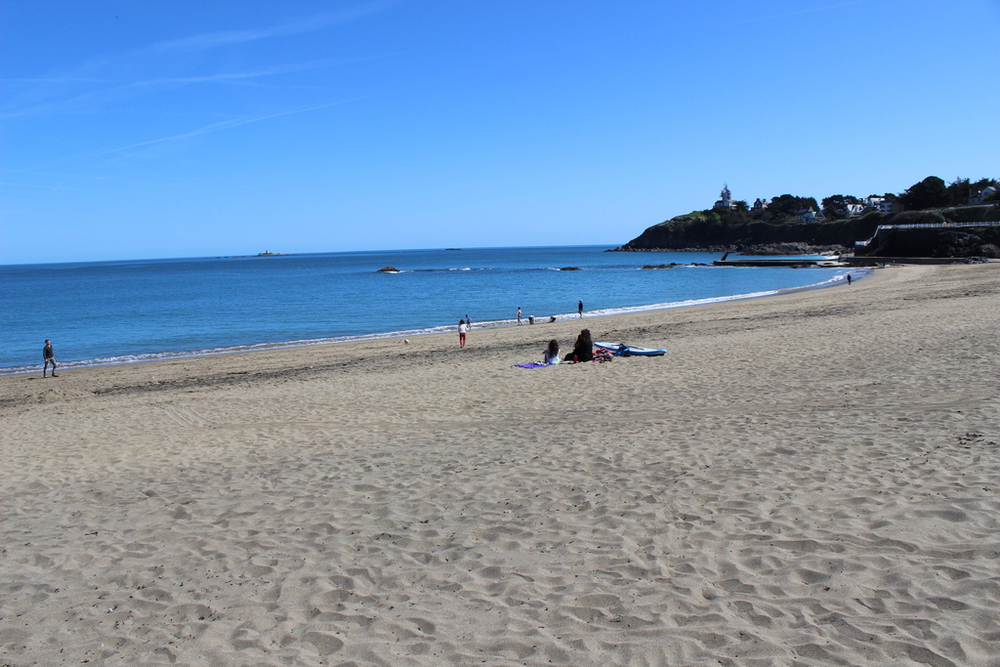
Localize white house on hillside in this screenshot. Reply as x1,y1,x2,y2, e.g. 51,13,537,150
865,196,900,214
969,186,996,204
796,207,824,222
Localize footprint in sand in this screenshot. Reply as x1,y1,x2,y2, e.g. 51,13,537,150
161,404,212,428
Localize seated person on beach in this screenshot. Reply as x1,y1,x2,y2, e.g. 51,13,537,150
565,329,593,362
543,339,561,365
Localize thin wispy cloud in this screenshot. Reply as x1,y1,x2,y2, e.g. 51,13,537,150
144,4,391,57
0,77,118,84
0,178,93,193
1,2,394,118
0,65,301,120
96,97,370,157
152,53,394,87
1,53,392,121
727,0,871,26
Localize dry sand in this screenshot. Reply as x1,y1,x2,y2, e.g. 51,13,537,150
2,263,999,666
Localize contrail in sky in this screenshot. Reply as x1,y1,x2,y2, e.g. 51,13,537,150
143,3,393,57
726,0,871,26
1,1,394,114
96,97,370,157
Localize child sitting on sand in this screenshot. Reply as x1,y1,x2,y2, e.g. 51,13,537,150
543,340,561,365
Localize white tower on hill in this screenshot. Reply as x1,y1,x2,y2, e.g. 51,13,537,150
714,185,734,209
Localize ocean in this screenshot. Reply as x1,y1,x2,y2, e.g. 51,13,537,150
0,246,855,374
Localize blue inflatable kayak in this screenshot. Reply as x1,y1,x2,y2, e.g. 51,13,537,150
595,342,666,357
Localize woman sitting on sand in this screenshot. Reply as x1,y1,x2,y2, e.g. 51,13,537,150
566,329,593,363
543,339,561,365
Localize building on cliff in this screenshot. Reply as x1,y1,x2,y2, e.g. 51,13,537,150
795,207,824,222
865,196,902,214
713,185,735,210
969,186,996,205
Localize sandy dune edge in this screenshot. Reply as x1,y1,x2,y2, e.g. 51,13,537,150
2,264,999,666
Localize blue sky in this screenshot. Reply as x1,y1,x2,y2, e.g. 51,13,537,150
2,0,998,265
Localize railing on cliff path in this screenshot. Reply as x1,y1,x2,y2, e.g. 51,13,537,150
855,220,998,247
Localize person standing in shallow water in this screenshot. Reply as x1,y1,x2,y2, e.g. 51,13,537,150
578,300,584,318
458,319,468,347
517,307,522,325
43,339,57,377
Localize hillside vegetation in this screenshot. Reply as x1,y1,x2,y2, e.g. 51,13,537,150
617,209,877,251
615,175,999,258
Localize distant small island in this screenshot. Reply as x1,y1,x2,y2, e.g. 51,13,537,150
614,176,999,259
376,266,401,273
256,251,284,257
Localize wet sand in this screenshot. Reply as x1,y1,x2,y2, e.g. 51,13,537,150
2,263,999,666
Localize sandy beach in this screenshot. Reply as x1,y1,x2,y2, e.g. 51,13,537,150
2,263,999,666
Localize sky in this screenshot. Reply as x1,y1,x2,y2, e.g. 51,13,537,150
2,0,998,265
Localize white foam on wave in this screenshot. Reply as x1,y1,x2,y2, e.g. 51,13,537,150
0,269,868,375
470,269,866,329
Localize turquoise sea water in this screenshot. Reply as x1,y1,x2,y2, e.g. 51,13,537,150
0,246,855,373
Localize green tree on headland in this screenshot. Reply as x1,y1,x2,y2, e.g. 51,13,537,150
946,177,999,205
897,175,998,209
821,194,860,219
766,194,818,218
899,176,950,210
615,174,999,256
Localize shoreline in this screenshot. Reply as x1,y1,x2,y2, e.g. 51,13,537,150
0,269,870,402
3,263,999,665
0,268,859,377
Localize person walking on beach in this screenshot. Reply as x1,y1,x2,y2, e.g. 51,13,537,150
465,314,472,329
517,307,523,325
458,319,468,347
43,339,57,377
578,300,584,319
846,274,852,286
